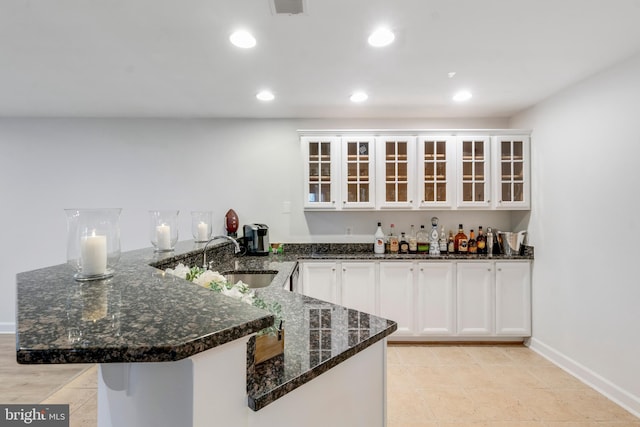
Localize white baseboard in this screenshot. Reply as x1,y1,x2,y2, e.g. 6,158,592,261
528,337,640,418
0,322,15,334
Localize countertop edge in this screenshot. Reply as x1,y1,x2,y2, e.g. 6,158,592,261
16,315,274,364
247,321,398,411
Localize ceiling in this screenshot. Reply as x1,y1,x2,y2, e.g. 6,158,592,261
2,0,640,119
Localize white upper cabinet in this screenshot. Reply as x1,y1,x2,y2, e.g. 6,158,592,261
417,136,455,208
376,136,416,209
456,136,492,208
302,136,340,209
301,130,530,211
493,136,531,210
341,137,376,209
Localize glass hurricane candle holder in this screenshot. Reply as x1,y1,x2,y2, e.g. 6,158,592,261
65,208,122,281
149,210,179,252
191,211,213,243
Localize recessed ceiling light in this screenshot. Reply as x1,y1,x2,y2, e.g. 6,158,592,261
453,90,472,102
368,27,395,47
229,30,256,48
448,71,457,79
256,90,275,101
350,92,368,103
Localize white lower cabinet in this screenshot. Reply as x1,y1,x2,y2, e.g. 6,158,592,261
341,262,377,314
417,262,455,336
299,259,531,341
456,262,494,336
379,262,415,337
495,261,531,336
300,262,339,305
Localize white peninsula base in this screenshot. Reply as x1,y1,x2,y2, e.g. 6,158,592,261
97,337,388,427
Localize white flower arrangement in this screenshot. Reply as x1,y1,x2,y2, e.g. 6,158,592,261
165,263,282,336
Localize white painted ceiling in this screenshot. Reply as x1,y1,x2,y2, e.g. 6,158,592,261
2,0,640,118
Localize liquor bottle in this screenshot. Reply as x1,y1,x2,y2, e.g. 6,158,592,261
439,226,448,254
399,232,409,254
385,224,392,253
416,225,429,254
374,222,385,254
447,230,455,254
476,226,486,254
468,229,477,254
454,224,468,254
429,217,440,256
408,225,418,254
389,224,399,254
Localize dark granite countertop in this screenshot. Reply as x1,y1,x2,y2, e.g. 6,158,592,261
15,241,275,364
15,240,399,412
282,242,534,260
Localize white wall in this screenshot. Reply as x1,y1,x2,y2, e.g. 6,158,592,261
1,116,511,331
510,53,640,415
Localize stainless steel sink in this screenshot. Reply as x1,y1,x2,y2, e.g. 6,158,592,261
223,271,278,288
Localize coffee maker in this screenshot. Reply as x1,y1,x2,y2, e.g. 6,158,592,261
243,224,270,256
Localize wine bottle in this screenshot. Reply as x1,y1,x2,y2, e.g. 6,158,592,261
468,229,477,254
439,226,448,254
454,224,468,254
476,226,486,254
408,225,418,254
389,224,399,253
447,230,455,254
417,225,429,254
374,222,385,254
399,232,409,254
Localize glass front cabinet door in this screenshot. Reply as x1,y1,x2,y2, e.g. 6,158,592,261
493,136,530,209
376,136,416,209
456,136,491,208
418,136,455,208
302,136,340,209
341,137,376,209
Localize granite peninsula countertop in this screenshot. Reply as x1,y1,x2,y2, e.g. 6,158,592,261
15,240,400,411
15,241,275,364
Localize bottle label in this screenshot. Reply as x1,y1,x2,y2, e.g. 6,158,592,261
390,238,399,253
459,239,468,252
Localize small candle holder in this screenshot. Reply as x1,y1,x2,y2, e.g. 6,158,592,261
191,211,213,243
65,208,121,281
149,210,179,252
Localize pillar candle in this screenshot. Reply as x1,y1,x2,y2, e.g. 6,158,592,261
197,222,209,241
81,233,107,276
156,224,171,250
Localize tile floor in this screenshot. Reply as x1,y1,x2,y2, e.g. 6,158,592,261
14,344,640,426
386,344,640,426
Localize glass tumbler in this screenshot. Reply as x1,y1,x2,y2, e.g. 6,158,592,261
65,208,122,281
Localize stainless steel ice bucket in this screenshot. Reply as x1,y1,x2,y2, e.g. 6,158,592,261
497,231,527,256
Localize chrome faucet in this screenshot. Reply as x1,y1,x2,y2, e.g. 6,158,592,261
202,235,241,268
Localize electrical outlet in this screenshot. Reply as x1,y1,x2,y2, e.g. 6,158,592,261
345,226,353,236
